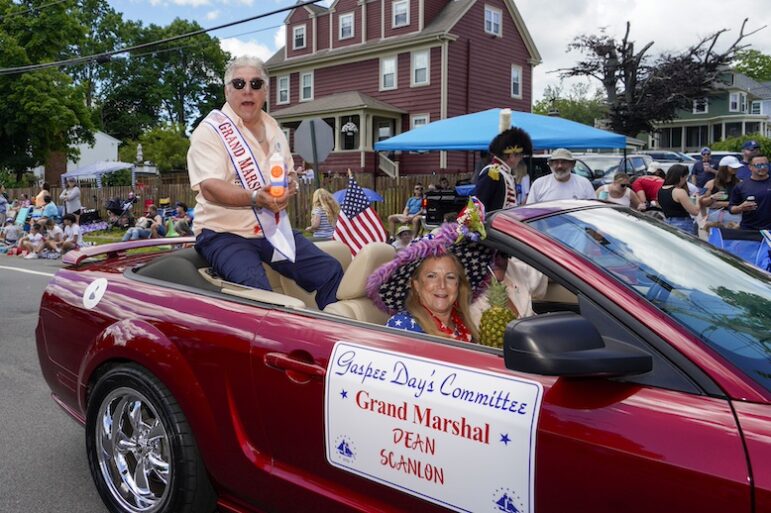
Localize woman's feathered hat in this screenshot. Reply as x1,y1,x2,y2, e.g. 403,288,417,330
366,198,493,314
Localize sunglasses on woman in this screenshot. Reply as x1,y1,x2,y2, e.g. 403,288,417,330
229,78,265,90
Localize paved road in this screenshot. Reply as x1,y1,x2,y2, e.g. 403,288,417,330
0,258,107,513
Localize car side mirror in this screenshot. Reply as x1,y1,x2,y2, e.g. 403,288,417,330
503,312,652,378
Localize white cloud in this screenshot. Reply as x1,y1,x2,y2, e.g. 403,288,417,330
220,37,275,62
274,25,286,50
516,0,771,101
205,9,219,20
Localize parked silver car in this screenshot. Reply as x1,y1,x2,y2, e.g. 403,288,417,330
641,151,696,173
574,153,653,187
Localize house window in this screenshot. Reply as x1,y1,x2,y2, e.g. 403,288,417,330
411,114,429,129
746,122,761,135
392,0,409,28
712,124,722,142
751,100,762,115
300,71,313,101
277,75,289,105
729,92,747,113
341,115,360,150
692,98,707,114
511,64,522,99
725,122,742,138
293,25,306,50
686,125,708,148
339,12,354,40
281,128,291,150
380,56,397,90
484,5,502,36
376,119,394,141
411,50,429,86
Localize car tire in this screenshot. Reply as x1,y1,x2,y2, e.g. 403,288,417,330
85,364,216,513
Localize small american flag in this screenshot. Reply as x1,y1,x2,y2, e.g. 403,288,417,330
334,176,387,255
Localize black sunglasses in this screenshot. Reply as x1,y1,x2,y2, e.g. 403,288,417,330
230,78,265,90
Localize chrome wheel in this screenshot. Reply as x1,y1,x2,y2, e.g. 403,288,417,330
96,387,172,513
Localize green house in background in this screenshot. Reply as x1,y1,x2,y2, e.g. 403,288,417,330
650,70,771,151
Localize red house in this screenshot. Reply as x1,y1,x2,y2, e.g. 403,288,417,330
265,0,541,176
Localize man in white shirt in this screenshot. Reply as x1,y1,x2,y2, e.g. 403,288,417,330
527,148,596,203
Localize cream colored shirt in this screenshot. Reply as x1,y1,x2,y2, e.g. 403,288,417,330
187,103,294,238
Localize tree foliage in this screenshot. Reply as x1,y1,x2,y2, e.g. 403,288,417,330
533,83,607,127
711,134,771,155
733,49,771,82
118,125,190,173
559,20,763,136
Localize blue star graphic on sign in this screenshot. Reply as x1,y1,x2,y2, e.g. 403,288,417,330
500,433,511,445
340,390,348,399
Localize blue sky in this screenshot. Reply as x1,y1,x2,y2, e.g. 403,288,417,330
110,0,771,101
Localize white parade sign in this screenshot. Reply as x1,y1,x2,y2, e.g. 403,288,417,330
325,342,543,513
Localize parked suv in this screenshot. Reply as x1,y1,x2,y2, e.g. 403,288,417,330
685,151,743,169
640,151,696,172
574,153,652,187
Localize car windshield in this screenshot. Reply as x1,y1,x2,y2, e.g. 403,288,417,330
676,152,696,162
581,156,621,176
529,208,771,393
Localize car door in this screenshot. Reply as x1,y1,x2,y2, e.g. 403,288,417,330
250,303,751,511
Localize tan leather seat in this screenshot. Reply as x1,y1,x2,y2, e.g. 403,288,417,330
324,242,395,324
278,240,354,309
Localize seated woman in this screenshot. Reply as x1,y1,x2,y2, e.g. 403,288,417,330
596,172,642,209
367,199,493,343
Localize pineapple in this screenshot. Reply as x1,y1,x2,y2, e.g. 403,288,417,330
479,275,515,348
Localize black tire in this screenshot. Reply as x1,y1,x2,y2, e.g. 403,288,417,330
85,364,216,513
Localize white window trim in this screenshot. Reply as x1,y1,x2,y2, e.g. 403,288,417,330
411,113,430,129
729,92,747,113
411,49,430,87
392,0,410,28
281,128,291,150
276,75,290,105
300,71,314,102
751,100,762,115
484,5,502,37
692,98,708,114
510,64,523,99
293,24,306,50
339,12,355,40
380,56,398,91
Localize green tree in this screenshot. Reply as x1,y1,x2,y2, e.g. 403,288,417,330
533,83,607,127
733,49,771,82
0,0,94,180
119,125,190,173
712,134,771,155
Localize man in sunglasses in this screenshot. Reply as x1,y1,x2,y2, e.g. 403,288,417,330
387,184,425,238
187,56,343,309
729,154,771,230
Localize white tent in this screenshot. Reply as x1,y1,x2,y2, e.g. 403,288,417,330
60,160,159,187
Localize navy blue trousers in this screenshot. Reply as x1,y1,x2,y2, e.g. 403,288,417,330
196,229,343,309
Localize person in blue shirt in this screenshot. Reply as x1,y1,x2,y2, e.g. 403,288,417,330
729,154,771,230
387,183,425,238
690,147,716,189
736,140,761,182
40,195,60,222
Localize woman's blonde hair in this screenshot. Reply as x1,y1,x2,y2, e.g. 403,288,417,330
404,254,479,342
312,188,340,223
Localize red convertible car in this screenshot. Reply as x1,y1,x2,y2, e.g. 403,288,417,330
36,201,771,513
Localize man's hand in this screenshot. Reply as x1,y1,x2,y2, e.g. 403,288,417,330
256,187,290,213
738,199,758,212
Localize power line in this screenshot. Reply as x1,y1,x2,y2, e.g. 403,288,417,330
0,0,319,76
0,0,72,21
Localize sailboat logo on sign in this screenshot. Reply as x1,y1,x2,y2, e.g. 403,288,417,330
492,488,524,513
334,435,356,462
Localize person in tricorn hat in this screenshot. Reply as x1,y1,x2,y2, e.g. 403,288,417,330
474,109,533,211
526,148,595,203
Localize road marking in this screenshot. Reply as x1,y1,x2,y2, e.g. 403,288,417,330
0,265,55,277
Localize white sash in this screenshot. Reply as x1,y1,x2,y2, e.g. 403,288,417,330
203,110,296,262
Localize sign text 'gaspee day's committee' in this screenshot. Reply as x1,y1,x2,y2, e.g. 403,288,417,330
325,342,543,513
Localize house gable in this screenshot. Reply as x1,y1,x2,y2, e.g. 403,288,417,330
286,6,316,59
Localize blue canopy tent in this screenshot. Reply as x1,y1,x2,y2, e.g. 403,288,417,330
374,108,626,151
60,161,159,187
